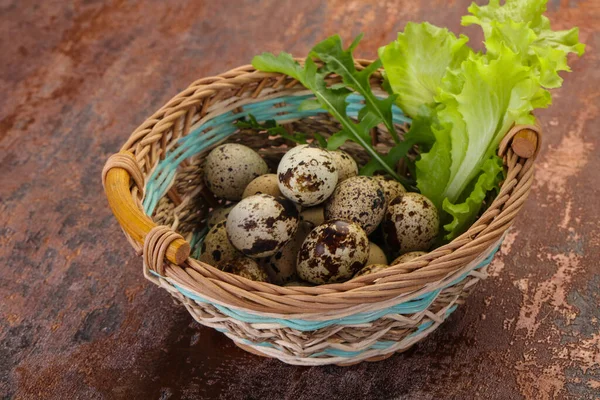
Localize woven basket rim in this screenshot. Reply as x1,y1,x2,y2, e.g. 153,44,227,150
105,59,542,316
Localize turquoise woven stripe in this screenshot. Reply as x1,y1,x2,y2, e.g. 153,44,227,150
158,242,500,332
235,304,459,358
173,284,441,331
142,94,411,214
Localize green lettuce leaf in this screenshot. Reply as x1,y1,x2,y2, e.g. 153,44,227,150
463,0,585,88
378,22,471,117
436,46,548,204
462,0,547,33
442,155,504,240
413,116,452,210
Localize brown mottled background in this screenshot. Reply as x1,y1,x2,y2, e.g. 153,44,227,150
0,0,598,399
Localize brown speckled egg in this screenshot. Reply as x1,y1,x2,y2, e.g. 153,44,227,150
199,221,241,265
299,206,325,227
277,144,338,206
262,222,312,285
331,150,358,182
383,193,439,255
242,174,282,199
366,242,387,265
324,176,386,235
217,257,269,282
374,175,406,204
354,264,388,277
207,203,237,228
204,143,268,200
391,251,427,265
297,219,369,284
226,194,299,258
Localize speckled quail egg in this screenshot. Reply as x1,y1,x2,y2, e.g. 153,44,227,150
217,257,269,282
226,194,299,258
242,174,282,199
297,219,369,284
373,175,406,204
383,192,439,255
391,251,427,265
354,264,389,277
204,143,268,200
324,176,386,235
207,203,237,228
277,144,338,206
299,206,325,227
199,220,241,265
331,150,358,182
262,221,312,285
366,242,388,266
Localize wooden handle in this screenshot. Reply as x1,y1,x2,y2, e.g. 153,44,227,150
499,124,542,160
104,157,190,265
511,128,538,158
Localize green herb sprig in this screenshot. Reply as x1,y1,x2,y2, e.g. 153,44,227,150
252,35,411,186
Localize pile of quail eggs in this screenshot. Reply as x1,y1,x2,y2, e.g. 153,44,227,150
200,142,439,286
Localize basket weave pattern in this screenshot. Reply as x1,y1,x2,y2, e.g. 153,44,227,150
103,61,540,365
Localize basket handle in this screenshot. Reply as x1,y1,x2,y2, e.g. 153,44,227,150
103,151,190,265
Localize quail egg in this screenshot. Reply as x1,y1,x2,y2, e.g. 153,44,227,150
204,143,268,200
331,150,358,182
226,194,299,258
242,174,282,199
383,192,439,255
217,257,270,282
366,242,388,265
297,219,369,284
262,221,312,285
199,220,241,265
373,175,406,204
391,251,427,265
354,263,388,277
277,144,338,206
299,206,325,227
207,203,237,228
324,176,386,235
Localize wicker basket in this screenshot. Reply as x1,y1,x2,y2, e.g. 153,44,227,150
102,60,541,366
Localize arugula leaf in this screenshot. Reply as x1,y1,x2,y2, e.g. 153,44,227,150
236,115,332,148
442,155,503,240
252,51,306,82
359,139,416,189
378,22,471,117
252,36,404,181
314,133,328,148
235,115,308,145
311,34,400,143
298,98,322,111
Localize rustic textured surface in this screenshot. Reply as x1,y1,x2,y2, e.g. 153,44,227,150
0,0,598,398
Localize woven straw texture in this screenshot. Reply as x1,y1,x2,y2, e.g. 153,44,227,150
103,60,541,365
